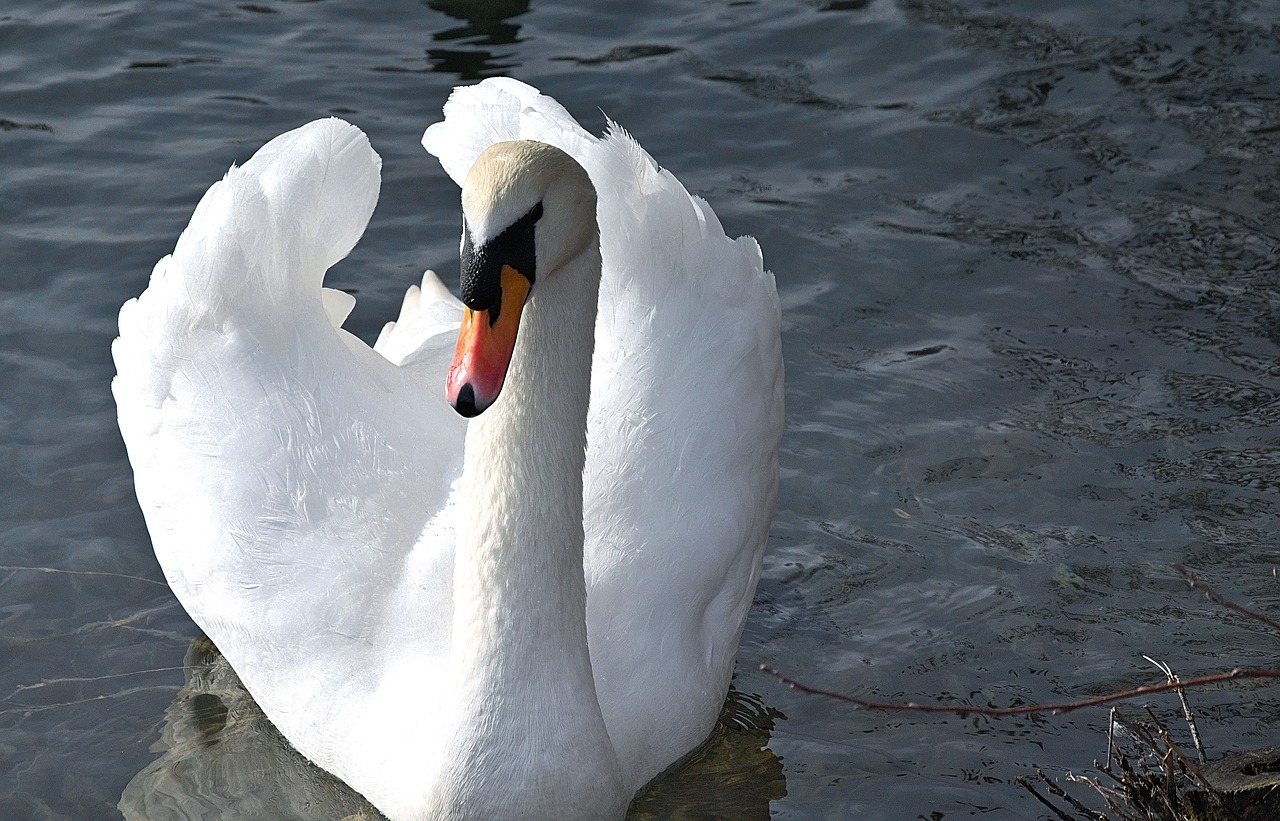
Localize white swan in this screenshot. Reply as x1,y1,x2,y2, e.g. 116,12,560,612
113,78,783,820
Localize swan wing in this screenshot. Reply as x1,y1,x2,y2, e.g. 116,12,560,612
112,118,464,813
423,79,784,789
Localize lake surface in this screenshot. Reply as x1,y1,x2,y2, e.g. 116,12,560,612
3,1,1280,819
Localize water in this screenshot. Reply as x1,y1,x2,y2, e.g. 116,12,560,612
3,0,1279,818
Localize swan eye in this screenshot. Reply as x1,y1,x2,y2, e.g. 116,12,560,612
459,201,543,322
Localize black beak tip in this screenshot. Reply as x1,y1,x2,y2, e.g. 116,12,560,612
452,383,483,418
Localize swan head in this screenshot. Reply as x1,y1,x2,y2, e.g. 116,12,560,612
445,140,598,418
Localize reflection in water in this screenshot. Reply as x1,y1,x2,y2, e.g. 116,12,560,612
629,690,787,820
119,637,377,821
424,0,529,79
120,637,784,820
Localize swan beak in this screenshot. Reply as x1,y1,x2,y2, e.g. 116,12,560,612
446,264,532,417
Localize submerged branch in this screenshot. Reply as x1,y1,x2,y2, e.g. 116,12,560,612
0,564,168,587
763,564,1280,720
1172,563,1280,636
758,664,1280,718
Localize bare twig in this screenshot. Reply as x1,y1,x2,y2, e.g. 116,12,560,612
1036,768,1110,820
1090,761,1124,789
1105,706,1116,770
1110,710,1159,753
1173,563,1280,635
0,564,167,587
758,664,1280,717
1016,774,1078,821
1070,771,1141,821
1143,655,1205,764
1142,707,1214,795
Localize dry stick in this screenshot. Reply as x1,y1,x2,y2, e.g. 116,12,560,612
1141,707,1216,796
1143,655,1206,764
1110,710,1160,758
1177,682,1206,764
1016,775,1078,821
758,664,1280,718
1090,760,1125,788
1070,772,1140,821
1145,710,1180,815
1036,768,1110,821
1107,712,1181,819
1173,563,1280,635
1103,753,1148,821
1105,705,1117,770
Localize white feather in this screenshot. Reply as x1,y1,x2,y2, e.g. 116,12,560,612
114,80,782,820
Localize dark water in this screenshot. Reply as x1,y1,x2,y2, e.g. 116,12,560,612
3,1,1280,818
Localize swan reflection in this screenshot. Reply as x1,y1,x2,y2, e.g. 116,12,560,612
120,636,785,820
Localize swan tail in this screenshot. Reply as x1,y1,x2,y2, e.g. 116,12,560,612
372,270,464,367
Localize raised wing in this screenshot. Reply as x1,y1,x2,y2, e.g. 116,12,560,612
112,118,465,800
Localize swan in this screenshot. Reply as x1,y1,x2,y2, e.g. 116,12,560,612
113,78,783,820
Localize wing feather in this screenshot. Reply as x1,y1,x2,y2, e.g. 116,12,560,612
113,118,465,797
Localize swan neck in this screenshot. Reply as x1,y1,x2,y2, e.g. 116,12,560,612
440,242,625,819
454,244,600,662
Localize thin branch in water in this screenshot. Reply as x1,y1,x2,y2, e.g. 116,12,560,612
1141,707,1214,797
2,667,185,707
1089,760,1124,789
1016,772,1078,821
1036,768,1110,821
759,664,1280,717
1110,710,1158,755
1105,706,1116,770
1068,771,1140,821
0,564,167,588
1173,563,1280,635
0,683,182,719
1143,655,1205,764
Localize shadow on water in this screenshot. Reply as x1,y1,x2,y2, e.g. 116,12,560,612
119,637,784,821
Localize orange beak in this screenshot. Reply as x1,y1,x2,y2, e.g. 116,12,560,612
446,264,532,417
